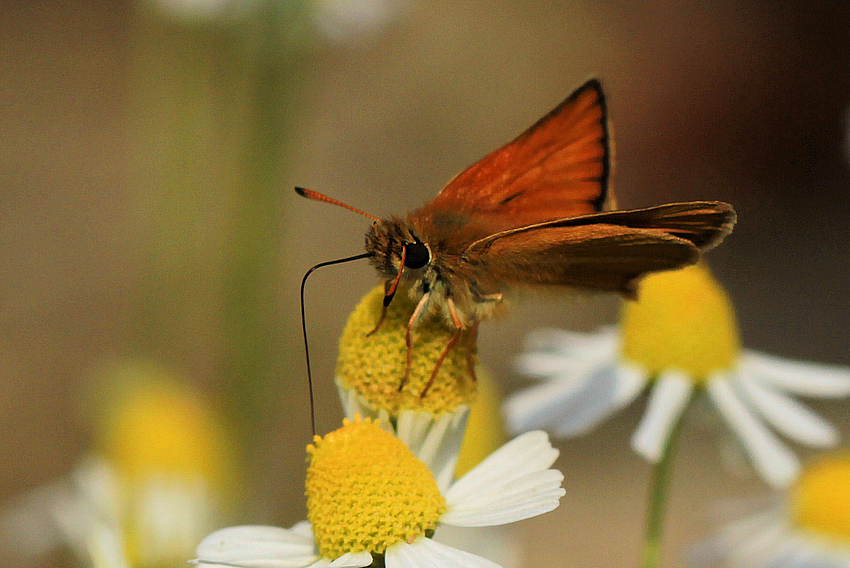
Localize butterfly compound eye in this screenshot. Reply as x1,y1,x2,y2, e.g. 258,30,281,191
403,241,430,269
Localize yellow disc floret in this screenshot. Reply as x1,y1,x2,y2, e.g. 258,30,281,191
336,285,476,415
96,373,234,488
93,363,238,567
620,264,740,384
454,368,505,478
305,416,446,558
792,452,850,543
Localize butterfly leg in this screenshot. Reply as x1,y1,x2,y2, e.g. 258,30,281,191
367,280,393,336
397,291,431,392
475,292,503,303
420,297,464,398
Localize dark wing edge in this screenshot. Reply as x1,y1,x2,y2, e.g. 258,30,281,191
428,78,611,216
463,201,735,298
465,201,736,255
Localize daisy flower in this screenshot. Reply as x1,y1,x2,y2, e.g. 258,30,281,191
1,361,237,568
147,0,411,44
194,416,564,568
335,284,478,491
692,451,850,567
504,264,850,487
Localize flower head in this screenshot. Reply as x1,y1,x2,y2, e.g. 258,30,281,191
693,452,850,567
147,0,412,46
305,417,445,557
97,367,235,491
505,264,850,487
336,285,477,490
619,262,740,381
194,417,564,568
337,284,477,416
793,452,850,546
1,360,237,568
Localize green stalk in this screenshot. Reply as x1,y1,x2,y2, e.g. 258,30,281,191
640,401,690,568
220,0,310,437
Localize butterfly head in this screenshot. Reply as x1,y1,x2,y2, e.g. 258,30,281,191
365,218,432,281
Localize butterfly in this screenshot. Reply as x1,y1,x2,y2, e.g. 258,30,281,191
297,79,736,396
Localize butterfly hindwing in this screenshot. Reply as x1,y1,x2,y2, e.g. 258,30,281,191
466,202,736,295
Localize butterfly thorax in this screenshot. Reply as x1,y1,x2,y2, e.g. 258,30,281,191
365,213,505,329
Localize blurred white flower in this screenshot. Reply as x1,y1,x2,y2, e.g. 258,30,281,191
314,0,411,43
1,362,237,568
691,452,850,568
150,0,252,22
505,265,850,487
146,0,412,43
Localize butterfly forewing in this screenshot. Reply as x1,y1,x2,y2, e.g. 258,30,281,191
425,79,610,226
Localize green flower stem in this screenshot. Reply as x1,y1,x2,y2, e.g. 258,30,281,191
641,402,689,568
127,0,311,518
220,0,310,437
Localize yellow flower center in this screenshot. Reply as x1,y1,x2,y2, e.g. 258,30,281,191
97,377,234,488
336,285,476,415
792,453,850,543
305,416,446,558
94,366,237,568
454,368,505,478
620,264,740,383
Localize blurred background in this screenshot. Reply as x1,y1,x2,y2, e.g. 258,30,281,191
1,0,848,567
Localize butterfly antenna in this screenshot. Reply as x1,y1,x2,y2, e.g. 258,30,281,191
300,252,374,437
295,187,382,223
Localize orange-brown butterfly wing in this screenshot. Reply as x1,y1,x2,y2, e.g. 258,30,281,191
425,79,609,228
466,202,736,296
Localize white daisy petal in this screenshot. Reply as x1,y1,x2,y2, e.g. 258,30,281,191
631,370,694,462
504,363,619,436
87,522,130,568
386,537,502,568
523,326,618,357
722,516,791,568
326,552,373,568
515,352,583,377
395,408,470,493
767,546,831,568
73,457,122,521
508,327,644,438
289,521,313,539
335,379,393,432
445,431,558,505
546,364,644,438
689,509,779,567
739,350,850,397
503,374,585,434
706,375,800,487
612,362,649,407
693,493,850,568
515,347,613,379
736,375,839,447
442,431,563,526
195,525,320,568
433,525,520,568
442,469,565,526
